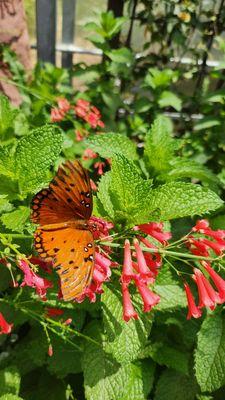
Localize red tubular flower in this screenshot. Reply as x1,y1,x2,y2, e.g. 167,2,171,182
57,98,70,112
187,237,209,257
82,148,98,160
48,345,53,357
94,161,105,175
18,259,53,300
193,268,215,309
135,222,171,244
46,308,64,318
121,240,136,284
135,279,160,312
122,282,138,322
184,283,202,319
202,262,225,302
74,99,105,128
138,237,162,274
29,256,53,274
133,239,154,282
200,238,225,256
192,220,225,241
50,107,65,122
0,313,13,335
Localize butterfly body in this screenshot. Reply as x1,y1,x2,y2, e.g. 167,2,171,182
31,161,95,301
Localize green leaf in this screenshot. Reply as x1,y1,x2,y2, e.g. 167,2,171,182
15,125,63,194
158,91,182,111
154,265,187,310
142,342,189,374
97,173,115,219
194,117,221,131
148,182,223,220
0,367,20,396
102,284,152,363
0,95,17,136
0,196,13,215
0,146,16,178
144,115,179,174
83,321,155,400
110,155,153,226
1,206,30,233
86,133,138,160
155,370,198,400
107,48,134,64
159,159,219,186
195,313,225,392
144,68,178,89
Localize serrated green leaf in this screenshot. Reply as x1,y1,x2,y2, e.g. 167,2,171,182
148,182,223,220
0,196,13,215
195,313,225,392
158,91,182,111
0,95,17,136
154,265,186,310
15,125,63,194
144,115,179,174
142,342,189,374
159,159,219,186
0,367,20,396
102,284,152,364
155,370,198,400
97,173,115,219
1,206,30,233
86,133,138,160
0,146,16,178
110,154,153,226
82,321,155,400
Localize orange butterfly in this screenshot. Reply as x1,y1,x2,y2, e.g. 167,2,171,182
31,160,95,301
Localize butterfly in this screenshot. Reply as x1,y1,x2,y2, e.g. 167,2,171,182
31,160,95,301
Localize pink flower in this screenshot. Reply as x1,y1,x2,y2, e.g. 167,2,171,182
48,345,53,357
74,99,105,129
57,98,71,112
193,268,215,309
29,256,53,274
94,161,105,175
82,148,98,160
121,240,136,284
50,107,65,122
46,308,64,318
202,262,225,302
135,222,171,244
184,283,202,319
89,216,114,241
122,282,138,322
135,279,160,312
133,239,154,282
18,259,53,300
192,220,225,241
0,313,13,335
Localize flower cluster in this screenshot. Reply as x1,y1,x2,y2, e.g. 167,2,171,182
184,220,225,319
50,98,71,122
74,99,105,129
18,258,53,300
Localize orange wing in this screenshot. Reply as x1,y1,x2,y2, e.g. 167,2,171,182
31,160,92,225
34,224,94,300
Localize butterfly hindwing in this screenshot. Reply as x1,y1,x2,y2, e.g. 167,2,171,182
31,160,92,225
34,224,94,300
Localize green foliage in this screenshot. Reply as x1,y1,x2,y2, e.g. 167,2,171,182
0,367,21,396
1,207,30,233
0,95,17,137
102,284,152,363
155,370,198,400
86,132,138,160
195,313,225,392
82,321,155,400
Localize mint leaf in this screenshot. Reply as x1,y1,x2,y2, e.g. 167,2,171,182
143,342,189,374
195,313,225,392
155,370,198,400
0,146,15,178
86,133,138,160
96,172,115,219
155,265,186,310
144,115,179,174
102,284,152,363
0,196,13,214
15,125,63,194
83,321,155,400
0,367,20,396
0,95,17,136
110,154,152,225
1,206,30,233
158,91,182,111
148,182,223,220
107,48,134,64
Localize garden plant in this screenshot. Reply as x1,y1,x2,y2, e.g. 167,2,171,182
1,2,225,399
